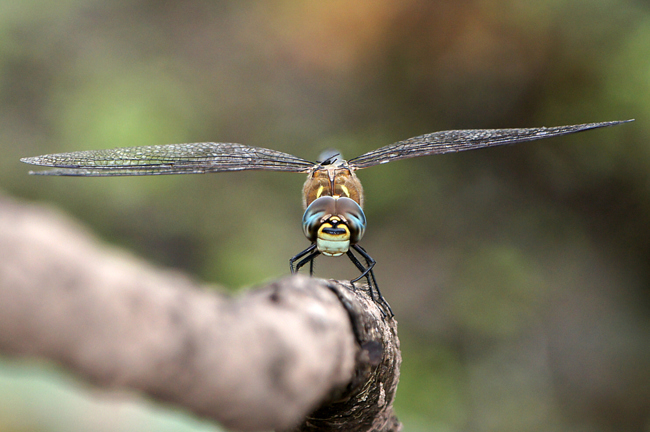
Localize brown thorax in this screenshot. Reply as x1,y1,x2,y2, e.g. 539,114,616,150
302,161,364,209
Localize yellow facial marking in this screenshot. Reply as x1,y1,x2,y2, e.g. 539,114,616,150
340,185,350,197
316,185,325,198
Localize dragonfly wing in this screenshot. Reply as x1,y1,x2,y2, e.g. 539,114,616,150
21,142,315,176
347,120,633,169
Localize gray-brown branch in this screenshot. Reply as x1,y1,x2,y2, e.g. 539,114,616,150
0,194,401,432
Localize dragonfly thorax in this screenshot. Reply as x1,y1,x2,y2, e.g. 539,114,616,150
302,195,366,256
302,162,364,209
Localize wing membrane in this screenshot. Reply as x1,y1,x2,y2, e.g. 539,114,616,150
21,142,315,176
348,120,633,169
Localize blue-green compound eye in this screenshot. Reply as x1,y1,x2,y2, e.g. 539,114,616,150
302,196,366,244
335,197,366,243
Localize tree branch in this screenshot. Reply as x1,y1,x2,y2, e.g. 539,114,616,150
0,194,401,431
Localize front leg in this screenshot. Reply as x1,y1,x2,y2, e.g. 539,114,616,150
289,244,319,274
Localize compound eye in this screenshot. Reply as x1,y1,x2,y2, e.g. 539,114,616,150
302,196,336,242
336,197,366,244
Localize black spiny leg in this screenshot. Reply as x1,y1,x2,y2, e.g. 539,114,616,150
346,249,374,293
347,245,394,317
290,244,320,275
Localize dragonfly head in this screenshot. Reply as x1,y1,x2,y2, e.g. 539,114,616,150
302,196,366,256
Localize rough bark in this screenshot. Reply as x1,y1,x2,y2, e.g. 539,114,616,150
0,194,401,431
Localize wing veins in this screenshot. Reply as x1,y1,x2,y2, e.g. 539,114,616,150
21,142,315,176
348,120,633,169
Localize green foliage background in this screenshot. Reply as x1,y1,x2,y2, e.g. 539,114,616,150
1,1,648,431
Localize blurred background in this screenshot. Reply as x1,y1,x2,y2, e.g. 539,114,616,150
1,0,649,431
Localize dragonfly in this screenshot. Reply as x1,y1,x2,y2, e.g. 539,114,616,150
21,119,632,317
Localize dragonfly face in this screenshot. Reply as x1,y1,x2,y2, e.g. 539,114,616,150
301,160,367,256
20,119,633,317
303,195,366,257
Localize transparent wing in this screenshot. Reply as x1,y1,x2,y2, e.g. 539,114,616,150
21,142,315,176
347,120,633,169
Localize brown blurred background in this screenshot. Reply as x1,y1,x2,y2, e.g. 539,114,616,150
1,1,648,431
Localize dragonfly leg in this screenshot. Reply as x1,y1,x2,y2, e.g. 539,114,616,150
295,250,320,274
348,245,394,317
346,250,373,290
289,244,317,274
290,244,322,277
